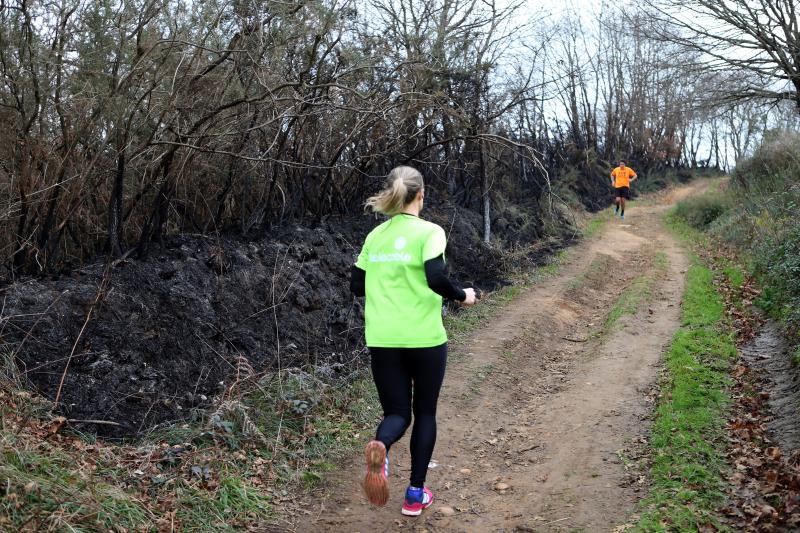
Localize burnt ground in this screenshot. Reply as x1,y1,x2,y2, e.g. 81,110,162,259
0,202,568,438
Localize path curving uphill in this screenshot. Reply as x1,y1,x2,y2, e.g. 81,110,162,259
291,181,709,532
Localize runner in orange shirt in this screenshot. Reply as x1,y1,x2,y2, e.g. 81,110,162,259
610,161,637,220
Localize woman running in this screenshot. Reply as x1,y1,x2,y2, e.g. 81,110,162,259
350,166,477,516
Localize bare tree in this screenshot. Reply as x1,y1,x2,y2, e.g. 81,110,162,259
0,0,734,275
646,0,800,111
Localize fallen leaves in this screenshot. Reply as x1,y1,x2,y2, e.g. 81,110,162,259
45,416,67,437
687,245,800,530
714,263,800,531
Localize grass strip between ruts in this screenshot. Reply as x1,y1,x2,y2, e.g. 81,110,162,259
634,223,737,531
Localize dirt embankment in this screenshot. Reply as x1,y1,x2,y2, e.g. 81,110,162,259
0,202,568,438
740,320,800,453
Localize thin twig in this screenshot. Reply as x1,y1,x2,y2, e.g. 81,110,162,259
67,419,122,427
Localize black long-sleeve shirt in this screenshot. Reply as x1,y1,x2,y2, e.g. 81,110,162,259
350,254,466,302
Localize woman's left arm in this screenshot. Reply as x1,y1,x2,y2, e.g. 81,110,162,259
424,255,467,301
350,265,366,297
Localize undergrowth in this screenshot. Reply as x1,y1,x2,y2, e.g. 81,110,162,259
0,362,379,531
675,131,800,347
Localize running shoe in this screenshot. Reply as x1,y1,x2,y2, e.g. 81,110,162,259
621,214,625,220
363,440,389,506
401,486,434,516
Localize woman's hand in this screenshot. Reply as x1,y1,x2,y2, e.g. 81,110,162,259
461,288,477,306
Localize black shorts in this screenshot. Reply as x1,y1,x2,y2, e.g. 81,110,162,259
615,186,630,199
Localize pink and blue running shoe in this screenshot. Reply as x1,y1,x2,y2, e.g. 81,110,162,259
401,485,434,516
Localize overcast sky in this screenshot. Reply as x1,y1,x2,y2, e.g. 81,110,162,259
525,0,603,19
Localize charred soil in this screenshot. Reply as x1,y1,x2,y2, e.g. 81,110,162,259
1,203,568,438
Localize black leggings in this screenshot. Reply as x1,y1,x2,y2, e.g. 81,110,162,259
369,343,447,487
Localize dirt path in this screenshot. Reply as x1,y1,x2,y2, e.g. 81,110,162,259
291,182,707,532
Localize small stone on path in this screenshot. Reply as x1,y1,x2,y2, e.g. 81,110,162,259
437,506,456,517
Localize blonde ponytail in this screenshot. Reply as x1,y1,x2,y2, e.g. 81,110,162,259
365,166,424,216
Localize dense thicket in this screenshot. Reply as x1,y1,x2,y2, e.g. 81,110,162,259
1,0,731,277
720,131,800,334
673,129,800,335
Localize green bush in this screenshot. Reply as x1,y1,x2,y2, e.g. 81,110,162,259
687,130,800,338
707,209,754,248
722,131,800,333
731,130,800,194
752,224,800,327
673,193,730,230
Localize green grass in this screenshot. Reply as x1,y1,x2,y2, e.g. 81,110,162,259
634,238,736,531
584,207,614,239
568,253,614,291
666,213,713,247
655,250,670,271
0,361,380,531
174,475,272,530
535,249,569,278
723,266,745,291
0,398,153,532
602,275,655,334
445,285,521,337
596,250,669,336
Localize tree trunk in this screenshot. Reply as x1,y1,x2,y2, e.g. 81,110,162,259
108,142,125,257
480,144,490,243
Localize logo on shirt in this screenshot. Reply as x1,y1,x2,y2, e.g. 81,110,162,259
369,252,412,263
368,235,412,263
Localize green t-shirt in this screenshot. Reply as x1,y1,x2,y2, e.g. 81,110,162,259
355,214,448,348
